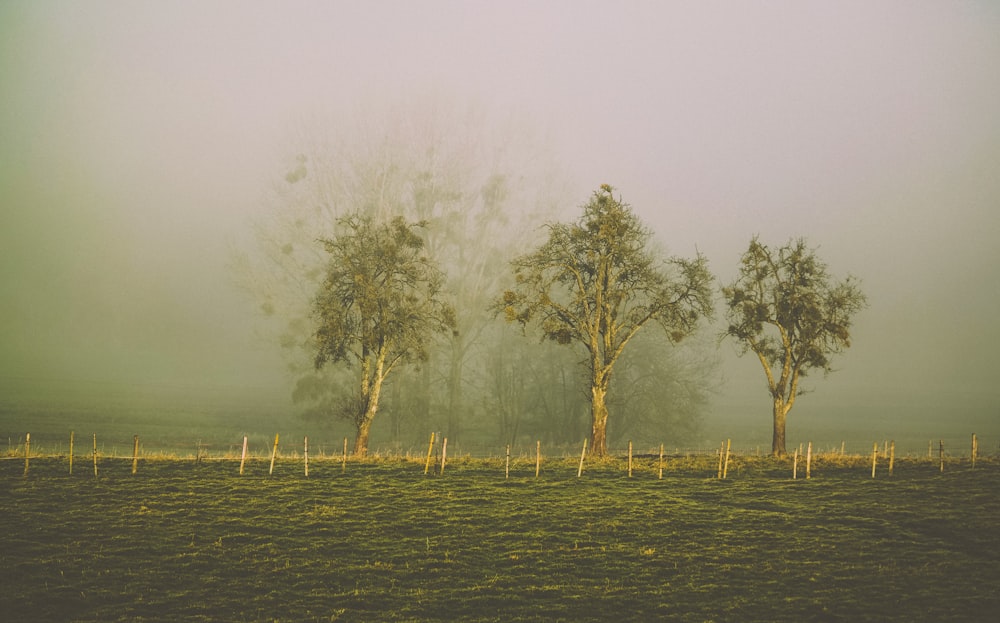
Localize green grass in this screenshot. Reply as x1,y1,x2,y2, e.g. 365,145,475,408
2,457,998,622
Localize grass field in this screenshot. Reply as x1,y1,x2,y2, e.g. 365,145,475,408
2,456,998,622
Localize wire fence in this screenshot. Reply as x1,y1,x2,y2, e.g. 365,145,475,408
3,430,995,459
4,430,994,485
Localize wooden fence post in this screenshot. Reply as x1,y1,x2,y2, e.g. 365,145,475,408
424,433,435,475
440,437,448,475
342,437,348,474
93,433,99,478
806,442,812,480
505,444,510,479
239,436,248,475
304,436,309,478
23,433,30,477
535,440,541,478
793,447,799,480
132,435,139,475
658,443,664,480
717,441,725,479
577,439,587,478
628,440,633,478
972,433,977,470
69,431,74,475
939,440,944,473
269,434,279,476
871,442,878,479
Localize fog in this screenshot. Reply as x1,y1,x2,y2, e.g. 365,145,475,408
2,1,998,447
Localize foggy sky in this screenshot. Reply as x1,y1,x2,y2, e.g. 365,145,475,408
2,1,998,425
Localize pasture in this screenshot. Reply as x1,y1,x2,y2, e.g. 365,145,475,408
2,455,998,622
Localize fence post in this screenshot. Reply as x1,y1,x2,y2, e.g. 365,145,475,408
871,442,877,479
239,436,248,475
939,440,944,473
722,439,731,480
93,433,99,478
628,440,633,478
424,433,435,475
505,444,510,479
269,434,279,476
304,436,309,478
658,443,664,480
440,437,448,475
69,431,74,475
972,433,977,470
806,441,812,480
535,440,541,478
132,435,139,475
577,439,587,478
23,433,30,477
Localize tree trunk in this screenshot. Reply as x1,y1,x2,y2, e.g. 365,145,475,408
591,384,610,457
354,416,373,457
354,356,386,457
772,398,787,457
354,392,380,457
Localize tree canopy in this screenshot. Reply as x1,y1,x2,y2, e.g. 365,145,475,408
499,185,714,456
722,236,867,456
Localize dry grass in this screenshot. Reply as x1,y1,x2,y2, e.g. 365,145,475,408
2,457,998,622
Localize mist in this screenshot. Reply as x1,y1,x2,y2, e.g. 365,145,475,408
2,1,998,450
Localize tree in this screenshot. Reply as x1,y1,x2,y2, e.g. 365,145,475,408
232,96,564,446
721,236,867,456
313,213,454,456
499,185,715,457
